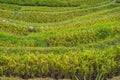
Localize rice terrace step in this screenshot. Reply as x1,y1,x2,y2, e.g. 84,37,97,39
0,0,120,80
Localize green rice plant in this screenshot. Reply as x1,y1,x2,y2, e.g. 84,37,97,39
0,3,21,11
0,1,120,80
116,0,120,3
3,3,119,28
15,4,120,23
46,26,120,46
74,73,104,80
53,7,120,29
0,21,28,35
0,10,13,18
95,73,104,80
0,45,119,79
0,21,119,47
0,67,3,76
0,0,110,7
21,6,77,12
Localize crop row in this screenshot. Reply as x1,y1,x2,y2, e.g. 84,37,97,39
0,3,21,11
63,14,120,31
37,12,120,32
0,10,13,19
0,0,110,7
0,3,77,12
0,5,119,36
47,26,120,46
2,4,119,28
0,3,119,23
0,21,28,35
0,7,119,30
0,35,120,54
0,46,119,79
0,2,112,12
0,22,119,47
15,4,120,23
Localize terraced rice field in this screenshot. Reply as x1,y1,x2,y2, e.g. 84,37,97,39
0,0,120,80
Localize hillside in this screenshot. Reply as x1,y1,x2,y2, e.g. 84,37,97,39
0,0,120,80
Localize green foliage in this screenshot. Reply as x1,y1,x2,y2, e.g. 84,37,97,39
15,4,120,23
0,46,119,79
0,0,120,80
0,67,3,76
47,26,120,46
0,0,110,7
0,3,21,11
0,21,28,35
116,0,120,3
0,10,13,18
